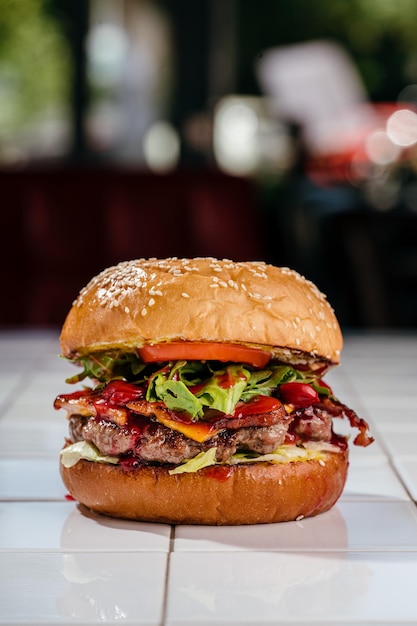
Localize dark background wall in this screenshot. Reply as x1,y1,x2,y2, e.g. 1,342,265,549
1,0,417,329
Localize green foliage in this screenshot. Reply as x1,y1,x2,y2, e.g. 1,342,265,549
0,0,70,136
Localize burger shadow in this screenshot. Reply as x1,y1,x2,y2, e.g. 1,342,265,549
174,504,349,552
61,501,349,553
60,503,172,551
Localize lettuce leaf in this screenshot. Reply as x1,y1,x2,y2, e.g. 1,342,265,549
168,447,218,475
60,440,342,474
60,441,119,468
167,442,342,475
196,366,250,415
146,364,251,419
65,351,334,420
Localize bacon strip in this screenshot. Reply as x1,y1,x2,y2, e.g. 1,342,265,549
54,383,374,447
319,397,374,447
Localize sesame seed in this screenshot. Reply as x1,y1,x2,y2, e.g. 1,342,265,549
148,298,155,307
124,306,130,314
181,292,190,298
141,308,147,316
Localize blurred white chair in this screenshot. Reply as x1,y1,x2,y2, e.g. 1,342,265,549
256,40,379,158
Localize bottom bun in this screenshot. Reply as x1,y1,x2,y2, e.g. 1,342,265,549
60,449,349,525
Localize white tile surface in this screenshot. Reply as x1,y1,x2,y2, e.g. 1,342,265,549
0,423,67,456
0,458,66,499
1,330,417,625
0,501,171,552
341,458,410,501
173,501,417,552
376,426,417,458
166,551,417,624
393,458,417,501
0,552,167,624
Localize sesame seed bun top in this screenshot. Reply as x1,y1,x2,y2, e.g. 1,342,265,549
60,257,343,368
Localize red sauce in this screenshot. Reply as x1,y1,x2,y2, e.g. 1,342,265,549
204,465,234,482
119,456,142,470
216,369,248,389
283,432,297,444
98,381,144,406
233,395,282,418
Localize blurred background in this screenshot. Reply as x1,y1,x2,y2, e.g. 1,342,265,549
1,0,417,329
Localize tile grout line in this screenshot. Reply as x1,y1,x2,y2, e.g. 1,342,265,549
160,524,175,626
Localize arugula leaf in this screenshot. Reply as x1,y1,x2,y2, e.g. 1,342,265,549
65,351,334,419
241,365,298,402
65,352,147,384
146,366,203,418
311,380,333,397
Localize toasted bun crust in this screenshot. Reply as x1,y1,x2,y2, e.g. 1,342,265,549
60,258,342,366
60,450,348,525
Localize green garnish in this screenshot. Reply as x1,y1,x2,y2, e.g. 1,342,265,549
64,351,335,419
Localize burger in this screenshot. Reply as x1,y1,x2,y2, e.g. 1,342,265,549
54,257,373,525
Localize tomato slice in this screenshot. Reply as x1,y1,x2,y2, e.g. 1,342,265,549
138,342,271,367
